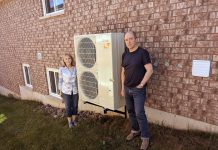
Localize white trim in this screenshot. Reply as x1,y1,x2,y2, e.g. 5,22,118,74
39,10,64,20
41,0,64,18
41,0,47,16
50,92,62,99
46,67,61,99
22,64,33,88
0,85,21,99
19,85,64,108
146,106,218,133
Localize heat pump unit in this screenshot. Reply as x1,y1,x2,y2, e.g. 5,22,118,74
74,33,125,110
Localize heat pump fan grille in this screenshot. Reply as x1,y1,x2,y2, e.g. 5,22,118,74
80,71,98,99
78,38,96,68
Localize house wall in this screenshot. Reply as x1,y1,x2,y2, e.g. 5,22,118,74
0,0,218,129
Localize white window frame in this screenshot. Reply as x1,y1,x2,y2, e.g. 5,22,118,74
22,64,33,88
41,0,64,17
46,68,61,99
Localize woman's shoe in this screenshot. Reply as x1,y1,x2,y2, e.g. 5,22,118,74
68,122,74,128
72,121,78,126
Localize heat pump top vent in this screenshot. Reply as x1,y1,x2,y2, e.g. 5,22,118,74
78,38,96,68
80,71,98,99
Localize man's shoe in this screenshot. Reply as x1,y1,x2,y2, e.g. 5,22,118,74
126,132,140,141
140,139,149,150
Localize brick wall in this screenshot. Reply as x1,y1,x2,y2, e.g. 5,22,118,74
0,0,218,125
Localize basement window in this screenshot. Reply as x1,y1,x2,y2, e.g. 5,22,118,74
41,0,64,17
22,64,32,88
46,68,61,98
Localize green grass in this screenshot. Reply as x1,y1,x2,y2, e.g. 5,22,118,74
0,95,218,150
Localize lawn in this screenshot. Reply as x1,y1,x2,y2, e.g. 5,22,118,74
0,95,218,150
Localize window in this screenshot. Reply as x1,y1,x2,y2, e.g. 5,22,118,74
46,68,61,98
22,64,32,88
42,0,64,16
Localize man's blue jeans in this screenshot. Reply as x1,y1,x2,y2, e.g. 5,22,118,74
124,86,150,139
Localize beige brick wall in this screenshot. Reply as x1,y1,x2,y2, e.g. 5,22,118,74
0,0,218,125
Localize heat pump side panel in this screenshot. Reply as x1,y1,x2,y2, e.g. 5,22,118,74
96,33,115,110
111,33,125,110
96,33,125,110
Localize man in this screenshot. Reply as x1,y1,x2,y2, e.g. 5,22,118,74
121,31,153,150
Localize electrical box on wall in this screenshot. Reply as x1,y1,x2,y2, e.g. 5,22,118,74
37,52,43,60
192,60,210,77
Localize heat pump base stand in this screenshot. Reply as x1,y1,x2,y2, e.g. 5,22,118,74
84,101,127,118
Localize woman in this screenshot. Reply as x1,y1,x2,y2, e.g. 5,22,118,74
59,54,78,128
